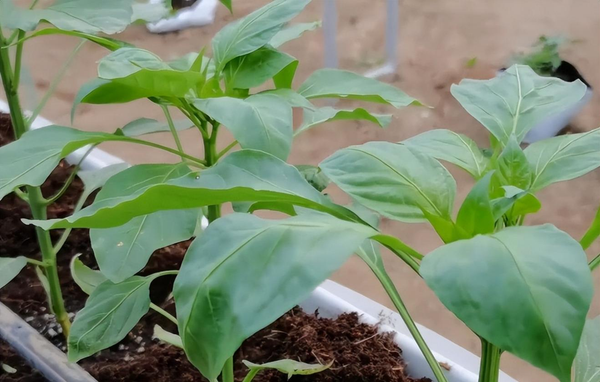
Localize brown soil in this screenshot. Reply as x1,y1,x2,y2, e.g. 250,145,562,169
0,113,426,382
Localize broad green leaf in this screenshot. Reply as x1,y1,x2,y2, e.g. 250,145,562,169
270,21,321,48
14,29,130,51
212,0,311,70
456,172,495,238
320,142,456,222
153,325,183,348
90,164,198,283
0,126,124,200
98,48,169,79
496,136,532,189
298,69,420,108
69,276,151,362
525,128,600,191
574,316,600,382
0,257,27,289
70,254,107,295
219,0,232,12
491,186,541,220
421,225,593,381
77,163,129,200
174,213,376,381
225,46,297,89
132,1,170,23
243,359,332,379
451,64,588,144
74,69,205,107
260,89,315,110
25,150,357,230
403,129,488,179
295,165,330,192
297,107,391,135
0,0,134,34
118,118,193,137
192,94,293,160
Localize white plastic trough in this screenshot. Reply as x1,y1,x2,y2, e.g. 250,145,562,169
0,100,518,382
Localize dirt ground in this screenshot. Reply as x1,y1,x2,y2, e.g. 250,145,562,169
10,0,600,380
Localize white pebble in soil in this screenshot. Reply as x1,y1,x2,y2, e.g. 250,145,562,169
136,347,145,354
47,328,58,338
135,336,143,344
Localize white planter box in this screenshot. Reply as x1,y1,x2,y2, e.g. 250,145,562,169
0,100,517,382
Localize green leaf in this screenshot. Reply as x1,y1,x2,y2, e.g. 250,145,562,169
219,0,232,12
525,128,600,191
260,89,315,110
77,163,129,200
451,64,588,145
68,276,151,362
153,325,183,349
298,69,421,108
0,257,27,289
421,225,593,381
14,28,131,51
25,150,357,230
212,0,311,70
574,316,600,382
174,213,376,381
118,118,193,137
192,94,293,160
90,164,199,283
74,69,205,107
270,21,321,48
403,129,488,179
97,48,169,79
70,254,107,295
456,172,495,238
225,46,297,89
496,135,532,189
0,126,122,200
297,107,391,135
320,142,456,223
581,206,600,250
131,1,170,23
243,359,332,379
295,165,330,192
0,0,134,34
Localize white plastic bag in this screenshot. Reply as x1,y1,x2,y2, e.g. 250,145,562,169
146,0,218,33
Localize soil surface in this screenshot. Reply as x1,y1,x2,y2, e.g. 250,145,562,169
0,113,426,381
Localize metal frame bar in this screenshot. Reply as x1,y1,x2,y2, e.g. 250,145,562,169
323,0,399,78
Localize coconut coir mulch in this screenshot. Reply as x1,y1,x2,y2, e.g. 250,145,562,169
0,114,429,382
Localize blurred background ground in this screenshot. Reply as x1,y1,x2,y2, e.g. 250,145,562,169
12,0,600,380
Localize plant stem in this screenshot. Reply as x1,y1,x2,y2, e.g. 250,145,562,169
217,140,238,160
221,357,234,382
0,29,27,139
28,186,71,337
13,31,25,89
28,39,85,126
44,145,94,206
478,339,501,382
205,121,221,223
149,303,178,325
124,136,206,166
358,248,448,382
590,254,600,271
26,258,46,267
161,104,185,161
242,369,259,382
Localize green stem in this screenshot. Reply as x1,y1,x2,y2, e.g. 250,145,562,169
27,186,71,337
358,248,448,382
478,339,501,382
26,257,46,267
180,102,209,140
0,29,27,139
242,369,260,382
52,187,88,254
13,31,25,89
124,136,206,167
205,122,221,223
44,145,94,206
161,105,185,161
580,206,600,250
28,39,85,127
221,357,234,382
149,270,179,280
149,303,178,325
217,140,238,160
590,254,600,271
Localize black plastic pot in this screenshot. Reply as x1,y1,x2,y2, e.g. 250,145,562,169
0,302,96,382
